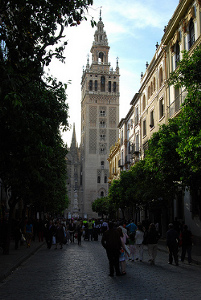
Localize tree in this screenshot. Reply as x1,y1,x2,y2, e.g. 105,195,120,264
92,197,109,218
0,0,94,253
169,46,201,219
144,119,185,199
168,46,201,173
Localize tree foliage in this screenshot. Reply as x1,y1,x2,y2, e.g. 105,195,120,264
92,197,109,218
169,46,201,174
0,0,94,253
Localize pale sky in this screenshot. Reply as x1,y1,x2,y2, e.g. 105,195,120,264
48,0,179,146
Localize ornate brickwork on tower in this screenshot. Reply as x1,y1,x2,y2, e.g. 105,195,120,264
80,13,120,218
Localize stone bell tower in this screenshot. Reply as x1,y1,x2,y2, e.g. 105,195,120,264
80,11,120,218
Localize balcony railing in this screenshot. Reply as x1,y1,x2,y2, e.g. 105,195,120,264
169,90,187,118
125,154,131,164
118,159,124,167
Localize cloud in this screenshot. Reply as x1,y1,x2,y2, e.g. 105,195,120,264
56,0,179,144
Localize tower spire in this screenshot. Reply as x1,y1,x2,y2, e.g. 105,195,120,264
99,8,102,21
70,123,77,149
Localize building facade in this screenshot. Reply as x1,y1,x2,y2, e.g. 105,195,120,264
108,0,201,241
80,15,120,218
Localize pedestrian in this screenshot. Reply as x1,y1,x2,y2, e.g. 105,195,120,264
45,220,55,249
135,223,144,262
126,219,137,235
117,227,129,275
37,219,44,242
101,219,108,234
147,223,158,265
166,223,179,266
88,219,93,241
180,224,192,264
25,219,33,248
13,219,22,250
69,219,76,243
77,220,83,245
93,220,99,241
55,221,65,249
128,231,136,261
101,221,122,277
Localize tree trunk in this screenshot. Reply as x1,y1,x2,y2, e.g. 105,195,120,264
3,196,18,255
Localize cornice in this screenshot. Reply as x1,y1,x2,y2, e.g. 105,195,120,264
161,0,195,45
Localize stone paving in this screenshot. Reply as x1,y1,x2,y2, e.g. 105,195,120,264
0,238,201,300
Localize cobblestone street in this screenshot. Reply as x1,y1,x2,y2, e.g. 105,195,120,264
0,239,201,300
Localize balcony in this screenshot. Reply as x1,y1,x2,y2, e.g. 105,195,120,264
125,154,131,164
118,159,124,167
168,90,187,118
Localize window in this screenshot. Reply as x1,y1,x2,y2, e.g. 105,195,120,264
159,68,163,87
99,52,104,63
100,134,105,141
113,82,116,92
101,76,105,92
100,146,105,154
135,107,139,125
100,191,104,197
159,98,164,119
153,77,156,92
89,80,93,91
150,110,154,128
95,80,98,91
104,176,107,183
175,88,180,112
100,110,106,116
101,161,104,169
142,95,146,111
143,119,146,137
108,81,111,92
175,41,180,68
151,82,153,95
148,86,151,99
189,18,195,49
136,134,139,152
97,176,100,183
100,120,105,128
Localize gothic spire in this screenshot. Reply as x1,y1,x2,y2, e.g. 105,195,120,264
70,123,77,149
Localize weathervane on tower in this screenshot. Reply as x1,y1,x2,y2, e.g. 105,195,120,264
99,7,102,21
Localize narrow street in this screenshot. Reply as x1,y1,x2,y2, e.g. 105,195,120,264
0,239,200,300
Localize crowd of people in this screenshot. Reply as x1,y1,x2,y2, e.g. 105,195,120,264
1,216,193,276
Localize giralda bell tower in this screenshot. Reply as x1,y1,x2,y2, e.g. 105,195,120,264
80,12,120,218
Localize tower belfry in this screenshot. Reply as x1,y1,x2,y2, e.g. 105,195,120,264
80,14,120,218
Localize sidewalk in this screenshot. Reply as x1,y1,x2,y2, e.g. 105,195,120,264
0,239,45,282
158,239,201,265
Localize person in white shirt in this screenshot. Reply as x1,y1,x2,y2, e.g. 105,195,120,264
135,223,144,262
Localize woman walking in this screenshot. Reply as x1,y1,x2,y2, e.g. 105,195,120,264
135,223,144,262
147,223,158,265
117,227,129,275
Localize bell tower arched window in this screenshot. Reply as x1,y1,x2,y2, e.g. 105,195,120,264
101,76,105,92
99,52,104,63
89,80,93,91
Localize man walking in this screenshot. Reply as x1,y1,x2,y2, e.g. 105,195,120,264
166,223,179,266
101,221,122,277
